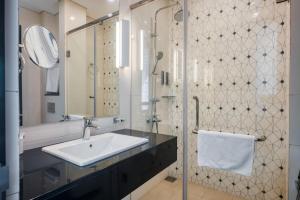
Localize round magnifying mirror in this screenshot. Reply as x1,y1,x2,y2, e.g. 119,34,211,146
23,25,59,69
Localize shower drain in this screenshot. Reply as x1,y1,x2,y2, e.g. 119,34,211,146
165,176,177,183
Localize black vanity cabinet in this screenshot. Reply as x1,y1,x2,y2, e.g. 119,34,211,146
118,140,177,199
45,169,114,200
21,130,177,200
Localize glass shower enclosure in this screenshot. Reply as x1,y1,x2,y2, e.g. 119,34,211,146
130,0,289,200
130,0,186,198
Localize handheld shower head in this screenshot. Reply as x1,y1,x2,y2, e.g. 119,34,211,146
156,51,163,61
152,51,164,75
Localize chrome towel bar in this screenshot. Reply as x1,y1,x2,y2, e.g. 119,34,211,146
191,95,266,142
192,130,267,142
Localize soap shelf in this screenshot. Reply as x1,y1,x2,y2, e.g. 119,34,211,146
161,95,176,99
150,98,160,103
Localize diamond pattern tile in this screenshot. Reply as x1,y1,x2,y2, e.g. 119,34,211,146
167,0,289,199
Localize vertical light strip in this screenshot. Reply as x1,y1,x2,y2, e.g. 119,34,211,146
193,59,198,83
140,30,144,71
93,26,97,117
205,67,209,86
173,50,178,82
116,20,129,68
180,49,184,80
119,21,123,68
116,21,120,68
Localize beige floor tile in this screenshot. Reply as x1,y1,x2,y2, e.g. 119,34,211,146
139,179,245,200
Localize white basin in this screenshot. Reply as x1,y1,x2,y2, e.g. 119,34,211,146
42,133,149,166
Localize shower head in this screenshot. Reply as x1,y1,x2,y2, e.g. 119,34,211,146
174,9,183,22
152,51,164,75
156,51,164,61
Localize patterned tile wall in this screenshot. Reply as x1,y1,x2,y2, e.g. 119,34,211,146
166,0,290,199
102,17,119,116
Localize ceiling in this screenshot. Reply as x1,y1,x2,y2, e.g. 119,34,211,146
72,0,119,19
19,0,119,19
19,0,59,15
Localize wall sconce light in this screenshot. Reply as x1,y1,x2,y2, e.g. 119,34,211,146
116,20,129,68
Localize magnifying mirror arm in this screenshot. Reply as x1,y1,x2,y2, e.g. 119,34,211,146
18,52,25,73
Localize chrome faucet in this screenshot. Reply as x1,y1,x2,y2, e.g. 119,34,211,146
83,117,100,140
147,114,162,134
60,115,70,122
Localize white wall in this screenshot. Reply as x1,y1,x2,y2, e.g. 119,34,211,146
289,0,300,199
40,11,65,124
19,7,64,126
19,7,43,127
64,0,88,116
118,0,132,129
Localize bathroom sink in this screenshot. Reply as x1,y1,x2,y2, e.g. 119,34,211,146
42,133,149,166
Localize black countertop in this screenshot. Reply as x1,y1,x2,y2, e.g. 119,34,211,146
20,129,176,200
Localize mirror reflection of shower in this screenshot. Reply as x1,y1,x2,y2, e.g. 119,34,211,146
149,1,183,134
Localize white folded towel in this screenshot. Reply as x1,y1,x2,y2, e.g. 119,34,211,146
68,115,85,120
46,67,60,93
197,130,255,176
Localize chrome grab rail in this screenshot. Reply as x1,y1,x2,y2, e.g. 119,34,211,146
191,96,266,142
192,96,199,135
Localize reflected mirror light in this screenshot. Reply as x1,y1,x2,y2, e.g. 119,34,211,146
193,59,198,83
69,16,76,21
116,20,130,68
140,30,144,71
253,12,259,18
23,25,59,69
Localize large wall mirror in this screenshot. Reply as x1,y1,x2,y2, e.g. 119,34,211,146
19,0,120,127
66,12,119,118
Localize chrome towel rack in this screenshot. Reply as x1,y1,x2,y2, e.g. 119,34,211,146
191,96,267,142
192,130,266,142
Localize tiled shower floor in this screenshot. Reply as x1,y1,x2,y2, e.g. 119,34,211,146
139,179,245,200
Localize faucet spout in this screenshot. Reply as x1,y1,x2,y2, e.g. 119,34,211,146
83,117,100,140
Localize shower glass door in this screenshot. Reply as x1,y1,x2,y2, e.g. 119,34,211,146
186,0,289,199
131,0,183,134
131,0,289,199
66,25,95,117
66,15,119,118
0,0,8,198
130,0,184,198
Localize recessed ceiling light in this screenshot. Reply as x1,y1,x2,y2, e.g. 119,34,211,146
107,0,115,3
69,16,75,21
